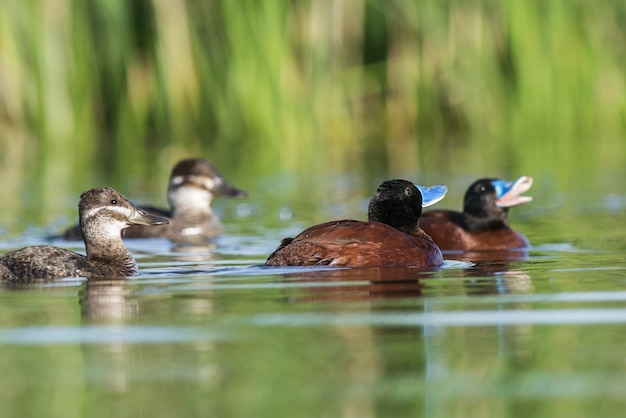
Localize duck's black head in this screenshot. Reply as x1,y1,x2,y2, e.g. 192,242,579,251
368,179,447,234
463,176,533,230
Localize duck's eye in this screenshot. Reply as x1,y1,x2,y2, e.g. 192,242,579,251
404,187,412,197
479,186,487,192
111,199,118,205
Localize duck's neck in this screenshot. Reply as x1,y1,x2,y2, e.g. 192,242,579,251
464,211,509,231
83,236,138,275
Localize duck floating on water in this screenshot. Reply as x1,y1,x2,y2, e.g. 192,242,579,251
62,158,247,243
1,187,168,282
266,179,447,268
420,176,533,251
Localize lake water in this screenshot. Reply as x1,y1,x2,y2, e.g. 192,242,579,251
1,181,626,418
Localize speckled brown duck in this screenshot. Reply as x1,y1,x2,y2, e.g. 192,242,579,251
62,158,247,243
1,188,168,282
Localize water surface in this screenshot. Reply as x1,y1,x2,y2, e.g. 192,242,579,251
1,188,626,418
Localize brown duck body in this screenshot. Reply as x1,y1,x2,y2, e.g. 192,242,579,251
265,180,447,268
267,219,442,267
420,210,529,251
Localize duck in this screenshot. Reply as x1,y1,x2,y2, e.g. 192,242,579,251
419,176,533,251
1,187,168,281
265,179,447,268
62,158,247,243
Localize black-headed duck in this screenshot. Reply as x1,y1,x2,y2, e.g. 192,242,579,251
420,176,533,250
266,180,447,268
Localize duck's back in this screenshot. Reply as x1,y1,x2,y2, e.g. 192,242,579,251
0,245,140,281
123,211,221,242
266,220,442,267
420,210,528,250
420,210,468,249
0,246,90,281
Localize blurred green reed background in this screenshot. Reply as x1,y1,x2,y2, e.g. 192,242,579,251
0,0,625,224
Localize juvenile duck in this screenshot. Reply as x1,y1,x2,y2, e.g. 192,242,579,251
266,180,447,268
1,188,168,281
62,158,247,243
420,176,533,250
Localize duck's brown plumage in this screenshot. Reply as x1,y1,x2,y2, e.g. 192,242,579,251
266,180,446,268
420,210,529,250
267,220,442,267
420,177,532,251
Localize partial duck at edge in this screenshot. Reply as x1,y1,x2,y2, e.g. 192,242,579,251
2,188,168,282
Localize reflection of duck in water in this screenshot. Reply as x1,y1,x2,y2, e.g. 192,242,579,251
63,158,247,244
274,267,432,302
421,176,533,251
80,279,138,321
0,188,168,282
266,180,447,268
167,242,218,263
458,250,533,296
78,279,137,394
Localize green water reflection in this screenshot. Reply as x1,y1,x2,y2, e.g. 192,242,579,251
0,215,626,418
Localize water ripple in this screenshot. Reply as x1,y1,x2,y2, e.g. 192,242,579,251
246,308,626,327
0,326,225,345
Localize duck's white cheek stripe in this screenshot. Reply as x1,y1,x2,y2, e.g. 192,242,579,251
82,205,131,221
171,175,185,186
204,178,217,190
